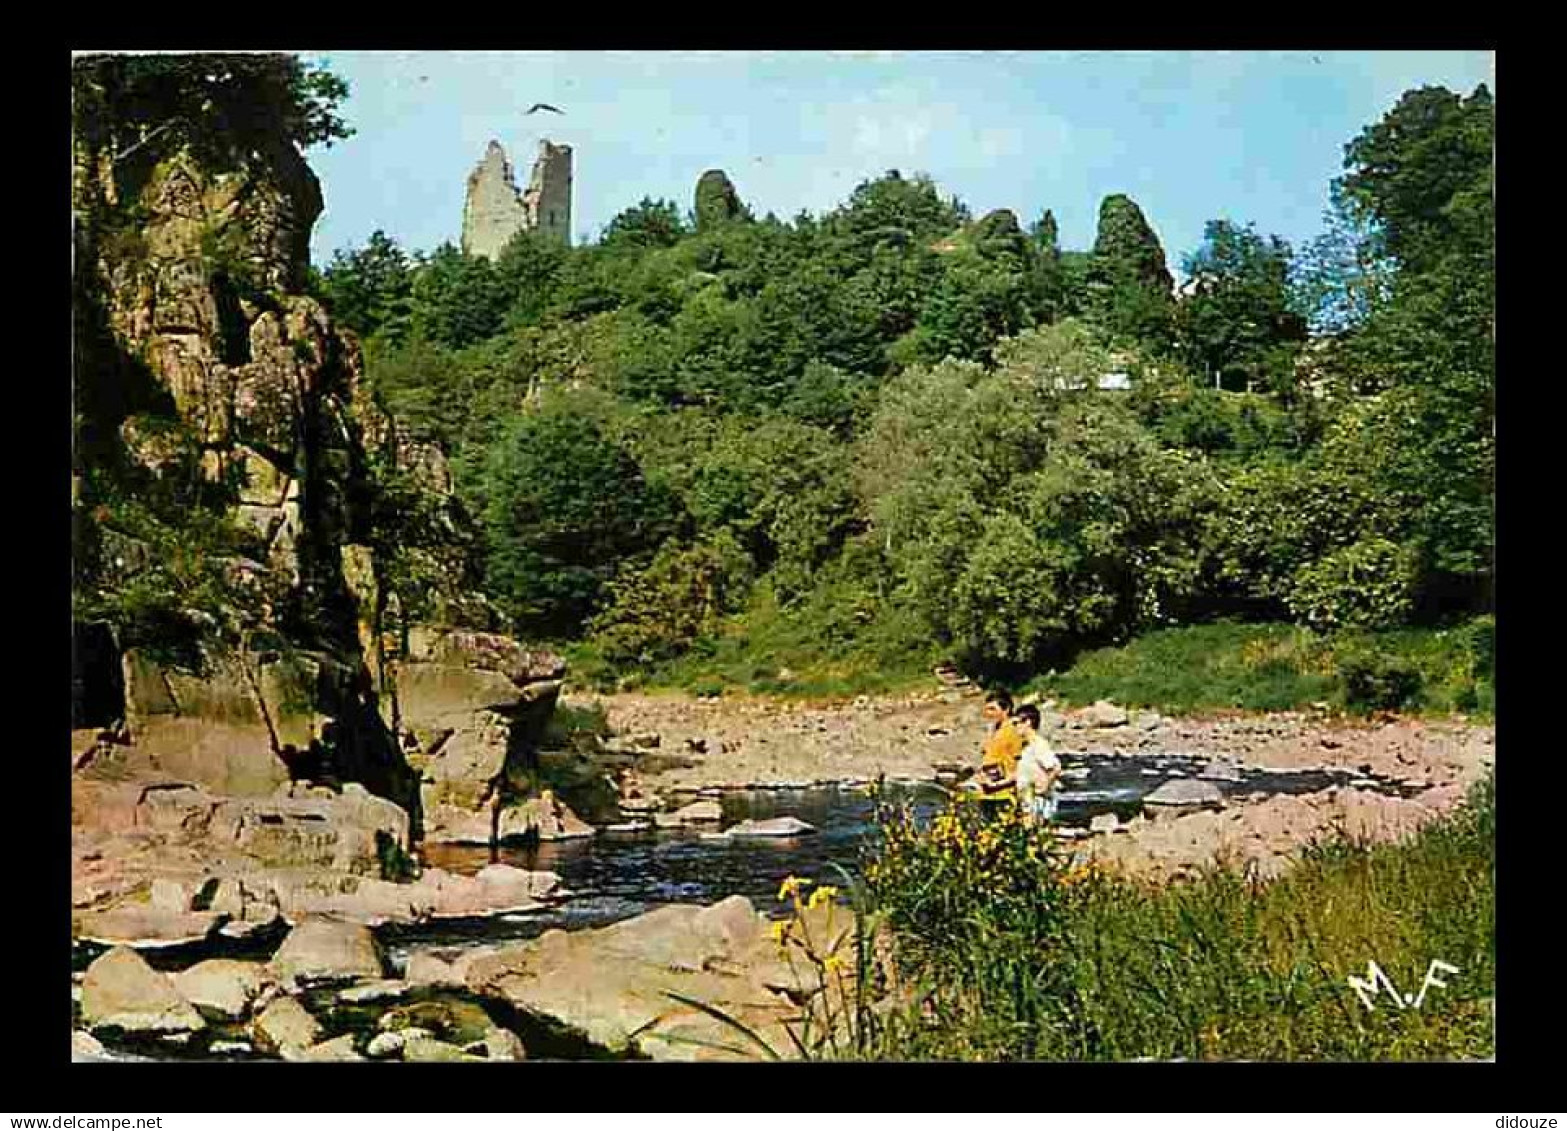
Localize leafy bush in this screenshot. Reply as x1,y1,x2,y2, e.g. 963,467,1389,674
1334,637,1424,712
589,531,754,666
1287,537,1418,631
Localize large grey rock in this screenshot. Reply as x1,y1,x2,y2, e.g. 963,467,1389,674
1143,779,1225,809
81,946,207,1036
269,917,384,987
173,959,275,1021
211,787,410,875
721,816,817,839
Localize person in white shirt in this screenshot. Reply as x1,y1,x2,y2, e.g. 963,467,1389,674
1011,704,1062,824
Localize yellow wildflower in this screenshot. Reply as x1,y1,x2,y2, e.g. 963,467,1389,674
822,952,850,976
769,919,793,946
805,884,840,911
777,875,812,902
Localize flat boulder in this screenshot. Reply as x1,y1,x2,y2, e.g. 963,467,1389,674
75,904,222,949
1143,779,1226,810
670,799,723,824
211,787,410,875
721,816,817,839
173,959,275,1021
81,946,206,1036
269,917,384,987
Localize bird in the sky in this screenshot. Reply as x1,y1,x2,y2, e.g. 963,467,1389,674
525,102,564,115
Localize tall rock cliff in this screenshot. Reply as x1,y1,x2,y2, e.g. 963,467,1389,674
71,56,422,831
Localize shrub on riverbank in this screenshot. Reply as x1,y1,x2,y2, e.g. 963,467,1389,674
851,774,1494,1060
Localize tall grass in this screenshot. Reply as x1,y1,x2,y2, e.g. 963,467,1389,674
852,775,1494,1060
1022,619,1493,720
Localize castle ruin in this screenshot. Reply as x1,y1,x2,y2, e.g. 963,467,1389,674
461,138,572,259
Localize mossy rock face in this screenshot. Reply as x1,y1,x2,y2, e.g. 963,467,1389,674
378,996,496,1046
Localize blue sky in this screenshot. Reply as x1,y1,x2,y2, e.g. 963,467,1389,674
303,50,1493,279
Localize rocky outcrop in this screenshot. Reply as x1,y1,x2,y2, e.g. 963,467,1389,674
72,59,430,831
398,632,568,842
694,169,748,230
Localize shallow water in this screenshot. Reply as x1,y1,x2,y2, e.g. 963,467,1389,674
381,751,1405,964
79,749,1414,1060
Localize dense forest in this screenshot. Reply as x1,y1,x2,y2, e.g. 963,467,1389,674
73,56,1493,709
309,80,1491,698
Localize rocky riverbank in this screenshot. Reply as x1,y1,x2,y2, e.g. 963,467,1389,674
583,688,1494,883
71,682,1494,1061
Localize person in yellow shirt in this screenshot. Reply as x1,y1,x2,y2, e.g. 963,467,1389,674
973,689,1023,798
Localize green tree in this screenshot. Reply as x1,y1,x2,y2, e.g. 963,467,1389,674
601,197,686,251
320,230,414,345
72,52,352,171
473,393,681,636
832,170,971,249
409,243,509,349
494,229,569,327
1175,220,1306,395
1289,186,1396,336
1328,83,1494,616
1028,208,1068,323
915,246,1033,365
1340,85,1494,278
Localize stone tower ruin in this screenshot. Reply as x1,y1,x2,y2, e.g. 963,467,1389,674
461,138,572,259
